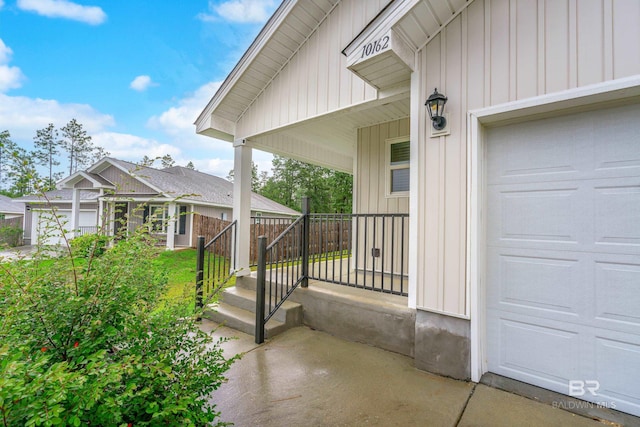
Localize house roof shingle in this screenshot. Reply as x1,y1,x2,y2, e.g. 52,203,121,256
0,194,24,214
17,158,299,216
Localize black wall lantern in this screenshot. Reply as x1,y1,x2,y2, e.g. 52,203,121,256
425,88,448,130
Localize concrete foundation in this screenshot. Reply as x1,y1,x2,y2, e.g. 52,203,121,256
290,280,415,357
414,310,470,380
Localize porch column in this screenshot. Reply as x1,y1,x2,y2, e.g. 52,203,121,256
166,202,177,250
233,140,252,276
70,188,80,239
98,190,104,232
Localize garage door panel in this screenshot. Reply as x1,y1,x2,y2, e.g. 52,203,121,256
594,334,640,415
487,182,588,250
488,316,581,388
594,259,640,331
487,249,583,320
593,105,640,176
593,184,640,253
487,115,593,186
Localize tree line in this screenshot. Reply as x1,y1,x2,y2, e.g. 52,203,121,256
228,155,353,214
0,119,108,197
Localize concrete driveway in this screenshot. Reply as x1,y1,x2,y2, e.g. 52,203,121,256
0,245,37,261
203,321,622,427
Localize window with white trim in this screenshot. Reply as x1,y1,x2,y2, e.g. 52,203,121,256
148,204,168,232
386,138,410,197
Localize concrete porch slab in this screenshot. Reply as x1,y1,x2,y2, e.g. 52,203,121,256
200,321,612,427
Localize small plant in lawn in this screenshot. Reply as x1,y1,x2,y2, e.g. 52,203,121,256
0,202,237,426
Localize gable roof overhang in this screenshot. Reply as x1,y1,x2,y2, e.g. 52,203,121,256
195,0,475,173
195,0,340,139
86,157,165,194
59,171,116,190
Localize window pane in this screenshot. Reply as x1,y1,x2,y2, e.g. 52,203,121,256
391,168,409,192
391,141,410,164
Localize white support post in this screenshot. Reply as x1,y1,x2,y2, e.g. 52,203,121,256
98,190,105,232
233,140,252,276
188,204,195,248
70,188,81,239
166,202,177,250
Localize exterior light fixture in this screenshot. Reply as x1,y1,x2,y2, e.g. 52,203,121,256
425,88,448,131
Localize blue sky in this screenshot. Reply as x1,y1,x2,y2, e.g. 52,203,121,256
0,0,279,177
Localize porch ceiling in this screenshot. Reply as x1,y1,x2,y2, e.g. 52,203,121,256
249,94,409,173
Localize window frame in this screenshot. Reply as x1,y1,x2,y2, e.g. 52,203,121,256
148,204,168,233
385,137,410,198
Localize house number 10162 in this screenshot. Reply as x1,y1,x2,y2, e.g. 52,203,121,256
360,35,390,59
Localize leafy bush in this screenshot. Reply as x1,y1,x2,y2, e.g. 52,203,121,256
70,232,109,258
0,225,237,425
0,225,22,247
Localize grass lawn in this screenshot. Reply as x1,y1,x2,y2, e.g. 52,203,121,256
153,248,236,303
153,248,199,301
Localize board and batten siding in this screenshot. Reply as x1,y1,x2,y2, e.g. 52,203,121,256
356,118,410,215
99,166,157,195
415,0,640,315
355,118,411,277
235,0,387,140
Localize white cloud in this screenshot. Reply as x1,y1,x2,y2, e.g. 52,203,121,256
17,0,106,25
130,75,154,92
0,93,114,141
91,132,181,161
148,81,221,137
0,39,26,92
198,0,277,23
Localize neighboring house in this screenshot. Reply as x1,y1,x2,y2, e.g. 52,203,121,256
17,157,298,248
195,0,640,418
0,194,24,222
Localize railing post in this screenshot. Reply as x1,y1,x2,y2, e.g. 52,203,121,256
301,197,310,288
255,236,267,344
195,235,205,317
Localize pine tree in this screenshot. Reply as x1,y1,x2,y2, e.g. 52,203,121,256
33,123,62,190
161,154,175,168
0,130,15,192
60,119,109,174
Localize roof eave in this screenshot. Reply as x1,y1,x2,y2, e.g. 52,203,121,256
194,0,297,129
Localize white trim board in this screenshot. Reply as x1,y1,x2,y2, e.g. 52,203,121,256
467,75,640,383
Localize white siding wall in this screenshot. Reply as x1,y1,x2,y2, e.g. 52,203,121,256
416,0,640,315
356,118,410,215
235,0,386,139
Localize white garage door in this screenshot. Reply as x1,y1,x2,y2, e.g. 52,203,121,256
32,209,97,246
486,103,640,416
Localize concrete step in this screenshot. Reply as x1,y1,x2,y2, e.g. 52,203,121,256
221,285,302,325
236,274,258,291
203,302,289,339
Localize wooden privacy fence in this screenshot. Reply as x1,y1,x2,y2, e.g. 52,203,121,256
0,217,24,247
192,214,351,265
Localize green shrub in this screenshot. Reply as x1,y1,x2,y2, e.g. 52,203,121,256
70,232,109,258
0,225,22,247
0,220,237,425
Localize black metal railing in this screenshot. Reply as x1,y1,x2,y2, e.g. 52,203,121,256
308,213,409,296
195,220,237,312
255,200,309,343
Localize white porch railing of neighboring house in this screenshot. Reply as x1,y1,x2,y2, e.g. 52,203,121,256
76,226,98,236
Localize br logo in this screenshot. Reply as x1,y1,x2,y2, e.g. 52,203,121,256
569,380,600,397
